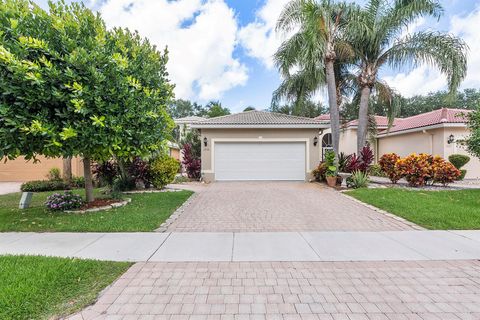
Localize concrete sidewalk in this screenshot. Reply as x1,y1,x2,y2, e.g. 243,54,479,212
1,231,480,262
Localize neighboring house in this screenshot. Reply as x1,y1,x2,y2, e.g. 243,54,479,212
318,108,480,178
191,110,328,182
174,116,206,141
0,156,84,182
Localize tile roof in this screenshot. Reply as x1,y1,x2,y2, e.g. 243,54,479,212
347,115,396,128
381,108,470,134
315,114,331,121
192,110,328,128
174,116,206,123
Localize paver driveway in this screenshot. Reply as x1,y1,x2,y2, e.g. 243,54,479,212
167,182,415,232
70,260,480,320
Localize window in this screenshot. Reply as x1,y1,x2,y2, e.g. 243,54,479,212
322,133,333,160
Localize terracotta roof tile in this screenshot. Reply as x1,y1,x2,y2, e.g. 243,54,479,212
193,110,327,127
386,108,470,133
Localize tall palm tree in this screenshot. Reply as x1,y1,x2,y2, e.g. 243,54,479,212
274,0,354,159
349,0,468,153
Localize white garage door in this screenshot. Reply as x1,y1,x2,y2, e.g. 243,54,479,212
214,142,306,181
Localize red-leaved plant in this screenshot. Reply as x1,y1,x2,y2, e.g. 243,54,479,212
182,143,201,180
346,146,374,173
379,153,402,183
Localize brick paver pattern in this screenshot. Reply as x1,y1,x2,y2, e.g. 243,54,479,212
71,260,480,320
167,182,414,232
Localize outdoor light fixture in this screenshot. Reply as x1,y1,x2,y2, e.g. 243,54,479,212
203,137,208,147
447,134,455,144
313,136,318,146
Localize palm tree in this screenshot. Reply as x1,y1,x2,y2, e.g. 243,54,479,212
274,0,354,159
349,0,468,153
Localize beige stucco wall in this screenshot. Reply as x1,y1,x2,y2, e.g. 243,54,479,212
443,127,480,179
0,156,83,182
378,126,480,179
199,128,321,182
320,128,360,158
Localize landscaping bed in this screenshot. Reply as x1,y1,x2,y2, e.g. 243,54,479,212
0,188,193,232
347,188,480,230
0,255,130,320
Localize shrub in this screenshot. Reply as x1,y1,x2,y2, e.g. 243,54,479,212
312,162,327,182
395,153,433,187
448,154,470,180
92,161,118,187
70,176,85,188
345,146,374,173
47,167,62,181
448,154,470,169
369,164,386,177
128,157,152,187
112,176,136,192
182,143,201,180
379,153,402,183
432,158,461,186
346,170,369,189
21,180,70,192
45,191,84,211
150,156,180,189
338,152,352,172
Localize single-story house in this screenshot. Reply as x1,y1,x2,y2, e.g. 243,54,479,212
318,108,480,179
191,110,328,182
0,156,84,182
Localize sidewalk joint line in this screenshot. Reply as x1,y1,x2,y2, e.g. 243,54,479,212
72,233,107,256
380,232,432,260
146,232,172,261
231,232,235,262
299,232,322,260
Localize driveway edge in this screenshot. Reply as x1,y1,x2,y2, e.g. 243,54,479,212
339,191,425,230
155,192,198,232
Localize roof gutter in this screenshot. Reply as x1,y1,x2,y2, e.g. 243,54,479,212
377,123,466,138
191,124,329,129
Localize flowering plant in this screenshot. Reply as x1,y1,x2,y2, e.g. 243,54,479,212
45,191,84,211
379,153,402,183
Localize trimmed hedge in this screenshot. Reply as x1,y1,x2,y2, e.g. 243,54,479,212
20,180,70,192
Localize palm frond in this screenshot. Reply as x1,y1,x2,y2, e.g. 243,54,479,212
379,31,468,93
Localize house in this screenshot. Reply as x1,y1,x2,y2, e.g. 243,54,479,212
174,116,206,141
0,156,84,182
191,110,328,182
318,108,480,178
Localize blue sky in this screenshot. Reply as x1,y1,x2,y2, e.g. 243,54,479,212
33,0,480,112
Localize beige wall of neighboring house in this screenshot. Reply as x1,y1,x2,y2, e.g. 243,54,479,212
321,124,480,179
0,156,83,182
199,128,321,182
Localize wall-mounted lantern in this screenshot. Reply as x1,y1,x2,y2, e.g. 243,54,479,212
313,136,318,146
203,137,208,147
447,134,455,144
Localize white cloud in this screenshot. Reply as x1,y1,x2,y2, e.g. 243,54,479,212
238,0,291,69
383,7,480,97
451,6,480,90
97,0,248,100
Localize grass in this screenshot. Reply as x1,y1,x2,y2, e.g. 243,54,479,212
0,188,193,232
347,188,480,230
0,255,130,320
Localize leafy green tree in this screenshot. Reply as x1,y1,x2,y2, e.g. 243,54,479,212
0,0,173,201
243,106,256,112
169,99,204,119
466,104,480,159
274,0,356,159
203,100,230,118
349,0,467,153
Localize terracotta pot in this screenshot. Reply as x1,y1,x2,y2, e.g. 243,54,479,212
326,176,337,187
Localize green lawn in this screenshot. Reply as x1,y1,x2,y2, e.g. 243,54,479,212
347,188,480,230
0,255,130,320
0,189,193,232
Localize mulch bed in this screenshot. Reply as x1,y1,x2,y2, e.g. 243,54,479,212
80,199,122,210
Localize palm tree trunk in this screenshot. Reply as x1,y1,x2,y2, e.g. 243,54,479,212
62,157,72,184
325,59,340,161
83,157,94,203
357,85,371,154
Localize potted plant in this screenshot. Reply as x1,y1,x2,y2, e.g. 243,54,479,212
326,165,338,187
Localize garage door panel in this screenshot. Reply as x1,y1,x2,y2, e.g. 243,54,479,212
214,142,305,181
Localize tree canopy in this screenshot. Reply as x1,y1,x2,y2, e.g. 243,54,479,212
0,0,174,201
168,99,231,118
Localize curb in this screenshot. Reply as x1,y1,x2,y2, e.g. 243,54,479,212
339,191,425,230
